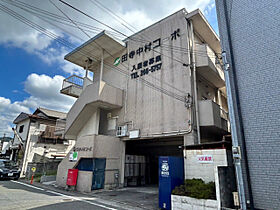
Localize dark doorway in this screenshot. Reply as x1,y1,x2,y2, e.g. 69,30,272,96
75,158,106,190
125,137,183,186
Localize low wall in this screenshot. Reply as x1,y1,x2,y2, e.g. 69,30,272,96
184,149,228,182
171,195,218,210
26,161,60,180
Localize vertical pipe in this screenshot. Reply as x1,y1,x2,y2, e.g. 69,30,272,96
223,57,247,209
222,0,255,208
100,49,104,83
190,20,201,144
85,61,88,78
124,43,129,121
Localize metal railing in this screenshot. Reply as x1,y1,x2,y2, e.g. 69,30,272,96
196,43,224,76
62,75,84,90
220,107,229,121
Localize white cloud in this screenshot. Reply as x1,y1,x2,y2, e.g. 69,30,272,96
0,0,216,74
0,74,76,137
0,0,216,137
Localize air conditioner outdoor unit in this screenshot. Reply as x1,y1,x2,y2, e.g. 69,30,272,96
116,125,127,137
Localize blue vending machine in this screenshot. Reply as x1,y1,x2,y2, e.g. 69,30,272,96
159,156,184,210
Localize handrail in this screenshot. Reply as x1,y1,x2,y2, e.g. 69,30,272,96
62,75,84,89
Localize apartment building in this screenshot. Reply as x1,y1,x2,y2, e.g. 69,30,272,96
216,1,280,209
56,9,229,192
12,107,74,177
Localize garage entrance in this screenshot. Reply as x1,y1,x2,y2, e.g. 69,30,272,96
124,137,183,187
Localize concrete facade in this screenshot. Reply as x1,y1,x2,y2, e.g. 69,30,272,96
215,1,280,209
57,9,229,193
184,149,228,182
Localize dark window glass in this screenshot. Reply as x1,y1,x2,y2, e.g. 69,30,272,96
19,125,24,133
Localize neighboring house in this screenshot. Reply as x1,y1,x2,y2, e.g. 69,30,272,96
215,1,280,209
12,107,75,177
56,9,230,192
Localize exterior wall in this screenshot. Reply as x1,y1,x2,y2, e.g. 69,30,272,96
56,134,125,191
216,1,280,209
56,135,95,189
14,119,30,145
96,9,192,137
184,149,228,182
77,108,99,139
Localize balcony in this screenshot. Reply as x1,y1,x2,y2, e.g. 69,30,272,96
199,100,229,134
65,80,123,137
38,125,65,144
54,119,66,137
60,75,84,98
195,44,225,88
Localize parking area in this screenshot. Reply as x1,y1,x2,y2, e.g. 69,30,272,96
90,186,159,210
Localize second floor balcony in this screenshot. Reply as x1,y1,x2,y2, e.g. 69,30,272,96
60,75,84,98
195,44,225,88
199,100,229,134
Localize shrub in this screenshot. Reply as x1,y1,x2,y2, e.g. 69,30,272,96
172,178,216,200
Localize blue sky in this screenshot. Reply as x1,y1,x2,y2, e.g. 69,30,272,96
0,0,218,137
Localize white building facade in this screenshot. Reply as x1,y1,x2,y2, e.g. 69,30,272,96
57,9,229,192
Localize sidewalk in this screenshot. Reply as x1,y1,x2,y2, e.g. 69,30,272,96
20,179,159,210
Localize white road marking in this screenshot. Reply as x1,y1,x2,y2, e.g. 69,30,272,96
11,180,44,191
10,180,117,210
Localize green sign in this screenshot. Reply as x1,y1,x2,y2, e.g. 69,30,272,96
69,151,78,161
73,152,78,160
113,57,120,66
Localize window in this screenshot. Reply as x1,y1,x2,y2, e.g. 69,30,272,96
19,125,24,133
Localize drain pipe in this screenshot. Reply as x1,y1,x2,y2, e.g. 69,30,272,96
100,49,104,83
189,20,201,144
222,1,255,209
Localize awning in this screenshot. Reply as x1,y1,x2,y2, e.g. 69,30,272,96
64,30,126,69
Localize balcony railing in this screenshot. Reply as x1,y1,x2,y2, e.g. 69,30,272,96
195,44,225,88
54,119,66,137
60,75,84,98
63,75,84,88
38,125,65,144
199,100,229,132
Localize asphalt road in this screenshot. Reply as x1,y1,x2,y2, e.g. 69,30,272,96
0,180,129,210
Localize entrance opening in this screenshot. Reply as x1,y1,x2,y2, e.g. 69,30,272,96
125,137,183,187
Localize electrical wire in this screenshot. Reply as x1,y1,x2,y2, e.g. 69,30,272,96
0,2,186,103
4,0,220,59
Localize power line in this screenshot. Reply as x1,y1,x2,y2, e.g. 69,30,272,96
87,0,221,60
50,0,190,97
49,0,91,39
4,0,220,59
0,2,186,103
58,0,213,65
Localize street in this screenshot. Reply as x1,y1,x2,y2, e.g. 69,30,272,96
0,180,131,210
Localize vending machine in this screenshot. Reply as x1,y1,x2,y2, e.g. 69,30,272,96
158,156,184,210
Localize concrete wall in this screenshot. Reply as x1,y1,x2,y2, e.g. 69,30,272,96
215,1,280,209
184,149,228,182
56,134,125,191
172,195,218,210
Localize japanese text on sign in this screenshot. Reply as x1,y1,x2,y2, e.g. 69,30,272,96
130,55,162,79
197,155,213,163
